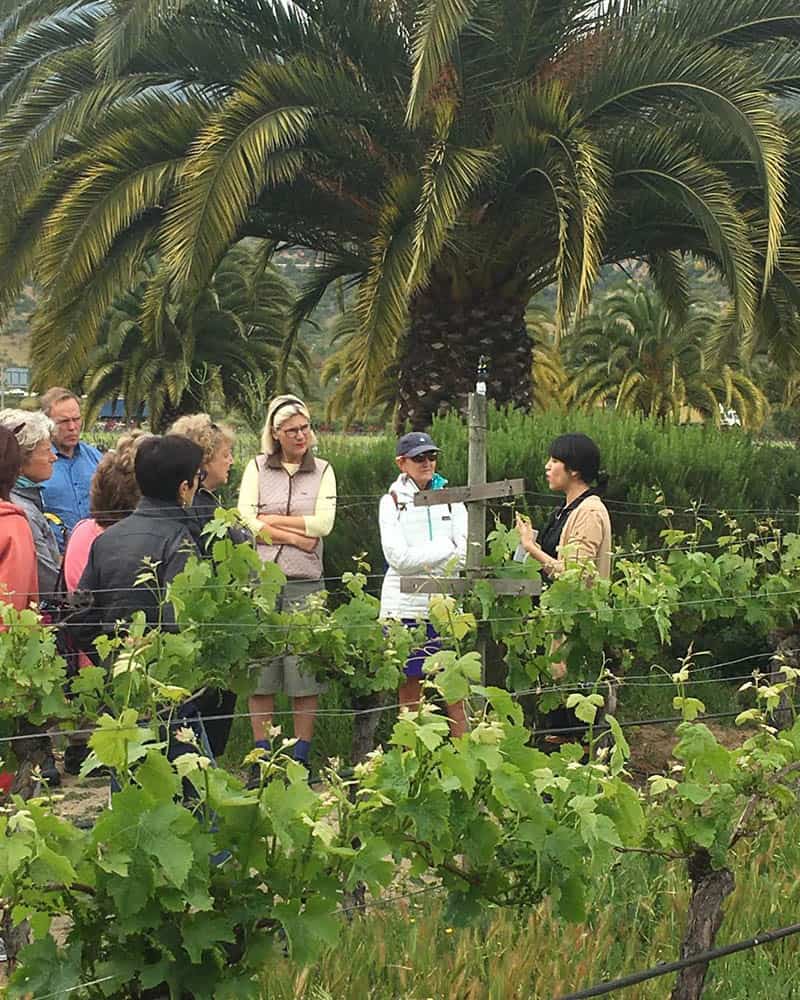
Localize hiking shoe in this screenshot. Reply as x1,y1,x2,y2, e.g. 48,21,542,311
64,744,90,776
40,751,61,788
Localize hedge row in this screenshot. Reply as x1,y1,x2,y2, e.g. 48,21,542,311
226,407,800,587
96,407,800,588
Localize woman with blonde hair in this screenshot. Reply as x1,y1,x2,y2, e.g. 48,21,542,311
168,413,249,550
237,395,336,777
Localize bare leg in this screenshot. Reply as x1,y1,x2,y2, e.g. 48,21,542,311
249,694,275,743
446,700,468,739
292,694,318,742
399,677,422,712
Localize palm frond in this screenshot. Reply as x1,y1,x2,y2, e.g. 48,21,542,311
350,174,418,409
95,0,196,78
647,250,691,326
410,138,495,290
406,0,477,126
162,62,314,295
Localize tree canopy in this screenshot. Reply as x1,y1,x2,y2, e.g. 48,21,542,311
81,241,302,431
563,282,769,428
1,0,799,421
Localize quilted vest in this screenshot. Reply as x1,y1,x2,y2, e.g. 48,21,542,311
255,451,328,580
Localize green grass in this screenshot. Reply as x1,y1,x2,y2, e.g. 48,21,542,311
258,818,800,999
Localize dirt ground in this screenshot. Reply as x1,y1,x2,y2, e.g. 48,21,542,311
626,721,744,785
50,771,111,827
7,721,747,827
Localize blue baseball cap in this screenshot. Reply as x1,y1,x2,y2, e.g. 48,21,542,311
396,432,439,458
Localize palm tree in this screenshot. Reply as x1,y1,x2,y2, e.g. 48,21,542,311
1,1,800,427
525,305,570,411
80,241,304,431
563,282,769,429
321,310,400,424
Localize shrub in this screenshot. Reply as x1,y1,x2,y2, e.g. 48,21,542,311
96,408,800,586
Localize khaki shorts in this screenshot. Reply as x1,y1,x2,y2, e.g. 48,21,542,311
251,579,328,698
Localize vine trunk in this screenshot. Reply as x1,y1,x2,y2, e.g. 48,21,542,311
671,849,734,1000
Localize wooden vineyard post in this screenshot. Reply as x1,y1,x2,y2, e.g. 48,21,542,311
467,371,488,680
466,379,487,574
400,358,539,682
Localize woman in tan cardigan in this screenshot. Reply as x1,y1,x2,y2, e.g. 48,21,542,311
516,433,611,579
516,433,611,682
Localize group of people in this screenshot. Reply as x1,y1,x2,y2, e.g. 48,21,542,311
0,386,611,787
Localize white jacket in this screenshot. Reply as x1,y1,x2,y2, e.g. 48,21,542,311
378,473,468,620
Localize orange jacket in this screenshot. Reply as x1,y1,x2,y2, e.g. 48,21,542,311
0,499,39,610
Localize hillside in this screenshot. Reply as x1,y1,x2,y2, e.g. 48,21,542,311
0,285,35,365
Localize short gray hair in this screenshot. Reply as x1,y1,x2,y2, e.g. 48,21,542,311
40,386,80,416
0,409,53,457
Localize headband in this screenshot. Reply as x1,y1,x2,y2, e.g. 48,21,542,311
270,398,306,429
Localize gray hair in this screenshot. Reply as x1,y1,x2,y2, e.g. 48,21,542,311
39,386,79,417
0,409,53,457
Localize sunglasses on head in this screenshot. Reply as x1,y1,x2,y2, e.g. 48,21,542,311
408,451,438,463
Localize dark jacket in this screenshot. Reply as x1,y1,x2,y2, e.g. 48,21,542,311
70,497,201,653
187,488,252,555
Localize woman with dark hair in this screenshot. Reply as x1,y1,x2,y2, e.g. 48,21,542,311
516,433,612,743
60,433,148,776
69,435,233,766
516,432,612,582
0,425,38,611
71,434,204,649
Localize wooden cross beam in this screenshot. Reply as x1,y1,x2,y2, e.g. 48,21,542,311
400,576,541,596
411,478,525,508
406,471,537,598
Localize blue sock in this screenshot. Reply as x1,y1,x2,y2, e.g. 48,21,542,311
293,739,311,764
254,739,270,752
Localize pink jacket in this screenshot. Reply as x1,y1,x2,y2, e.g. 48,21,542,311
63,518,104,593
63,518,104,668
0,499,38,610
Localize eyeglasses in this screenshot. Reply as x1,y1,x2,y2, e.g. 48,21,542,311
408,452,438,463
280,423,311,437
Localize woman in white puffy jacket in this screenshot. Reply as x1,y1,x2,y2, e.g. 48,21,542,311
378,432,468,736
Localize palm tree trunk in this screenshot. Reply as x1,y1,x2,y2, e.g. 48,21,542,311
153,393,201,433
398,292,532,429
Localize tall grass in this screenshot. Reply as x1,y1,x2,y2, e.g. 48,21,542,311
260,818,800,999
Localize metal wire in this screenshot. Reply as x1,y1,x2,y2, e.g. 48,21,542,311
557,920,800,999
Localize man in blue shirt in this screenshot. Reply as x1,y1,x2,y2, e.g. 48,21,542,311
40,387,102,551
